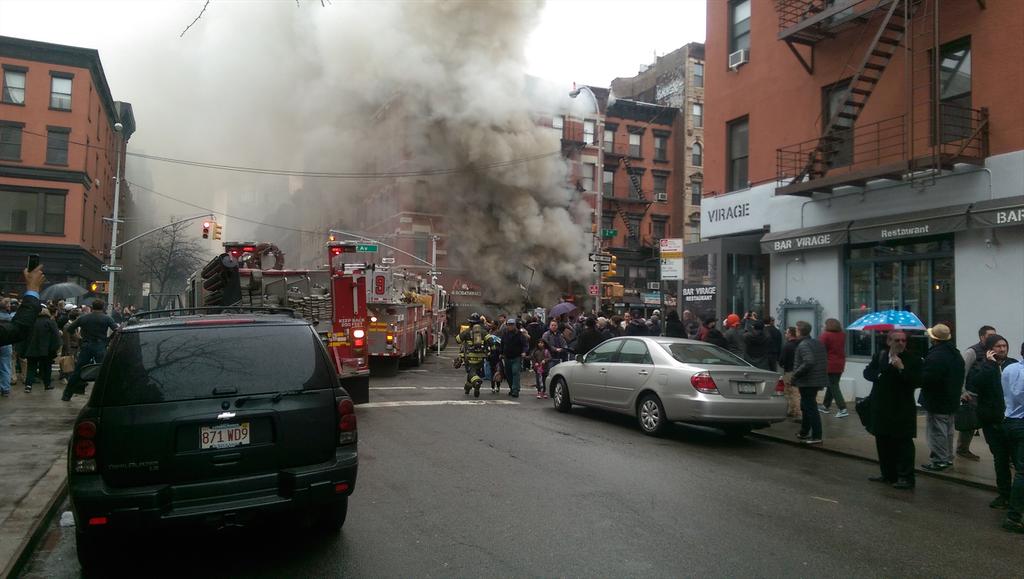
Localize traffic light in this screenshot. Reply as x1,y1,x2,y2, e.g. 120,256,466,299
602,255,618,278
328,234,336,242
202,221,211,239
212,223,223,240
89,281,108,294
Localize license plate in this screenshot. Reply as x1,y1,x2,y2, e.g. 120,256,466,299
200,422,250,450
737,382,757,394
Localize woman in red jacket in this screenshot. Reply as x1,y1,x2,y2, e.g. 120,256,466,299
819,318,849,417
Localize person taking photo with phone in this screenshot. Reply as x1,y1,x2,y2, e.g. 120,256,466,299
0,265,45,347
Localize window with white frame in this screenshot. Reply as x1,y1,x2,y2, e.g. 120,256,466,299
2,68,26,105
50,75,72,110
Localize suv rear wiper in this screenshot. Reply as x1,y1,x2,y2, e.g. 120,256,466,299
234,390,316,407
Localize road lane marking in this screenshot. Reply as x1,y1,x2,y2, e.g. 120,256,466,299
360,400,521,408
811,496,839,504
420,386,466,390
370,386,417,390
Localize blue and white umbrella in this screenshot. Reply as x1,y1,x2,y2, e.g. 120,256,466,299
846,310,926,332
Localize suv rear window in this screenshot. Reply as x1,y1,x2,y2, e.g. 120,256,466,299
100,324,334,406
660,342,751,367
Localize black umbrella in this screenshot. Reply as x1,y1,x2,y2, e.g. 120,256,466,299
41,282,89,301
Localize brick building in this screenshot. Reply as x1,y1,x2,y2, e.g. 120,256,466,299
700,0,1023,398
0,36,135,298
611,42,706,245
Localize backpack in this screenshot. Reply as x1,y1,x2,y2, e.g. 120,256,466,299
469,323,488,352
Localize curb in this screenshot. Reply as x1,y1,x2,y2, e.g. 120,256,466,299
2,457,69,579
751,431,998,493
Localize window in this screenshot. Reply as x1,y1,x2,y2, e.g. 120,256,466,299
654,134,668,161
581,162,595,191
603,168,615,195
551,115,563,138
629,132,641,157
584,120,595,144
414,237,429,262
46,127,70,165
938,37,972,143
729,0,751,54
627,215,641,239
693,62,704,88
2,68,26,105
653,174,668,196
692,103,703,128
603,128,615,153
0,187,66,234
0,122,23,160
823,80,853,167
727,117,748,191
691,181,702,205
691,142,702,166
50,75,72,110
662,342,748,367
652,219,666,239
846,236,955,358
601,213,614,232
618,340,653,365
627,169,644,198
585,339,621,363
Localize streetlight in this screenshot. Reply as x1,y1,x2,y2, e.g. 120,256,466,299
106,122,124,311
568,86,604,314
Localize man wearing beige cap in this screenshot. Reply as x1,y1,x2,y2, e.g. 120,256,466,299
919,323,965,471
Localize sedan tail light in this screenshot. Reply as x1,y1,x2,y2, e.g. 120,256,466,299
73,419,98,473
773,378,786,396
691,372,719,394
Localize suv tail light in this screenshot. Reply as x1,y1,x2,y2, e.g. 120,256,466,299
690,372,719,394
337,398,357,445
73,419,98,473
773,378,786,396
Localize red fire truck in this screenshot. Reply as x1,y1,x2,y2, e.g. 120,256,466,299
365,268,450,375
186,241,371,403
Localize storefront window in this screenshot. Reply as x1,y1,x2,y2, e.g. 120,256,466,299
845,235,955,358
728,253,768,319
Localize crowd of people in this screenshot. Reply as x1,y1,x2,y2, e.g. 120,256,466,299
0,267,124,402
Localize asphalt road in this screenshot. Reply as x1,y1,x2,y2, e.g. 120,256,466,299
21,353,1024,578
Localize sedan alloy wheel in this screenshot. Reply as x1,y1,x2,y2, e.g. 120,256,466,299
638,393,667,436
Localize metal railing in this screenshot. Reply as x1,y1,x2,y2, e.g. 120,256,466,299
777,106,988,187
775,0,884,35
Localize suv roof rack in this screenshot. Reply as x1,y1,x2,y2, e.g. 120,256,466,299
126,306,299,325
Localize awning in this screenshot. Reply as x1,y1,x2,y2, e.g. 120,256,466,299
848,204,971,244
969,196,1024,229
760,221,851,254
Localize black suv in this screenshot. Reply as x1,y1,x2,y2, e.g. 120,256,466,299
68,311,358,571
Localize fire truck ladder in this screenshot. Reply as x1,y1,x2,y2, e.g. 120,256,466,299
794,0,910,183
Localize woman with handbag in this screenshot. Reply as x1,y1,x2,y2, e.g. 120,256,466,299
966,334,1018,509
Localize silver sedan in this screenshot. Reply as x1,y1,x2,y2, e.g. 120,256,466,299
549,336,787,437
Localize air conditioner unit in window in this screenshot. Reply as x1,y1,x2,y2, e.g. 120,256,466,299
655,192,668,202
728,49,748,70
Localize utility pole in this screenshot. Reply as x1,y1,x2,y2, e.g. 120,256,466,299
105,122,124,311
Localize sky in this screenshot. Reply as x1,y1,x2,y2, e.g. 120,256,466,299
0,0,706,93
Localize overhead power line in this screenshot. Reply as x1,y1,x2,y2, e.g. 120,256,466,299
20,127,563,179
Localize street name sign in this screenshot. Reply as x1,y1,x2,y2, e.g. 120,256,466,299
355,244,378,252
600,228,617,239
659,238,683,281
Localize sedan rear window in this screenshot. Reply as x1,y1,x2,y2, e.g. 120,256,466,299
100,325,334,406
660,342,751,367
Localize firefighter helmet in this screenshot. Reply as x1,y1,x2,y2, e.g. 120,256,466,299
468,312,482,324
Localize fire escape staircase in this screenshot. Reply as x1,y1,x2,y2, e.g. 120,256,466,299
791,0,908,185
608,156,652,240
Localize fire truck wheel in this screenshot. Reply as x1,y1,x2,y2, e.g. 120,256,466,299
438,331,449,351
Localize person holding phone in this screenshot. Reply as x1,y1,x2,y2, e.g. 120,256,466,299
966,334,1017,509
0,261,45,347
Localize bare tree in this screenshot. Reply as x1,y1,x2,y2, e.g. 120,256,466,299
136,221,207,295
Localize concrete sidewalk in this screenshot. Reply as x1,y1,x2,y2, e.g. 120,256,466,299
0,377,86,579
755,405,999,491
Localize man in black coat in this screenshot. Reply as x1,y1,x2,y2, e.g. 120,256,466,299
575,317,605,356
918,324,966,471
864,330,923,489
0,266,45,347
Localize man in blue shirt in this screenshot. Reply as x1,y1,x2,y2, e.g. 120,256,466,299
0,266,44,347
1001,342,1024,533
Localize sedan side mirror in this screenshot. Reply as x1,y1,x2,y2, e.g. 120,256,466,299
79,363,101,382
575,354,585,364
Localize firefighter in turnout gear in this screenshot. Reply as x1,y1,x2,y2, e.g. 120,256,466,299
456,313,490,398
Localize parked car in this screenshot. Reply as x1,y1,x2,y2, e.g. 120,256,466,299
67,311,358,572
549,336,786,437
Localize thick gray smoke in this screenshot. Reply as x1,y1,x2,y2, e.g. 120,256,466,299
78,0,592,306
